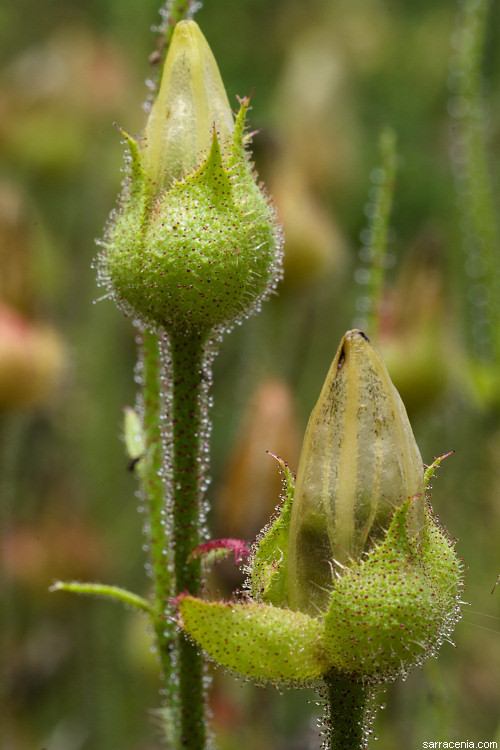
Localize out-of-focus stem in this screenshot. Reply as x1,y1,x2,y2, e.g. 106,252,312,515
352,126,398,343
140,329,179,721
366,127,397,342
451,0,500,362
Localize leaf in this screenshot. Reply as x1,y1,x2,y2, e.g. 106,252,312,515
123,406,146,472
50,580,153,615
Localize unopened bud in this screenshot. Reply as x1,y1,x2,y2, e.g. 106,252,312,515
99,21,282,336
141,20,234,190
179,331,462,686
287,329,424,614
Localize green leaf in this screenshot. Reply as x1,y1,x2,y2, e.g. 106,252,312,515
177,595,329,684
50,581,153,615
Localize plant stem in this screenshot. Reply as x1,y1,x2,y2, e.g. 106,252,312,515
167,331,210,749
138,328,211,748
140,330,179,718
324,671,373,750
452,0,500,362
366,127,397,343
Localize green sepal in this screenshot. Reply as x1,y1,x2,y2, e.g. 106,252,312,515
229,96,251,169
188,127,235,206
102,92,281,336
117,126,147,217
50,580,153,615
424,451,453,486
177,595,329,684
322,499,462,681
248,455,295,606
419,501,462,597
108,121,278,335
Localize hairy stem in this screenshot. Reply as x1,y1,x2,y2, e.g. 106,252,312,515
451,0,500,362
167,331,210,749
140,330,179,721
324,672,373,750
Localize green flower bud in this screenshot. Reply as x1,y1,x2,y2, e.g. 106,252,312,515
287,329,425,615
177,331,462,688
99,21,282,336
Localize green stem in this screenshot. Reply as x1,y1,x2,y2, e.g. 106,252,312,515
452,0,500,362
140,328,210,748
360,126,397,343
140,330,179,719
168,331,209,749
324,671,373,750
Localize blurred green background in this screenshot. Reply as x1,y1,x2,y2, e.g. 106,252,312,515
1,0,499,748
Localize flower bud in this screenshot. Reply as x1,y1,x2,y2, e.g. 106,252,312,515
178,331,462,687
141,20,234,190
287,329,425,615
99,21,282,336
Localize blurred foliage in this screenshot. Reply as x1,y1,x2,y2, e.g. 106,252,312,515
1,0,499,749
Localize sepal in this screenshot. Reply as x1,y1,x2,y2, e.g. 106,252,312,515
322,499,462,681
177,595,329,684
247,454,295,606
117,127,147,216
424,451,454,486
100,77,282,336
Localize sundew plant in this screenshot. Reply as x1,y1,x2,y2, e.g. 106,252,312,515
53,3,464,748
3,0,497,748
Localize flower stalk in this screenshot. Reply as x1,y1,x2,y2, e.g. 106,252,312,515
136,328,212,746
168,332,209,748
324,672,374,750
137,329,180,727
